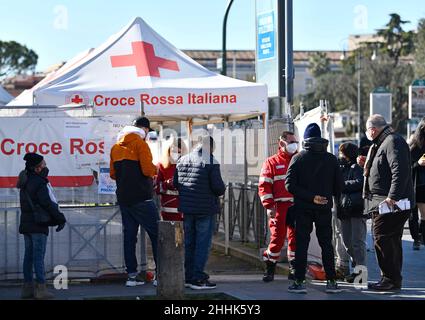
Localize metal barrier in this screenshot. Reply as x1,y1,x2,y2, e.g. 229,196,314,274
1,183,265,280
0,205,153,280
216,182,267,250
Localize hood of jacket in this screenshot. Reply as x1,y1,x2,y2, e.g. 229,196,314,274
116,126,146,146
302,137,329,153
16,170,28,189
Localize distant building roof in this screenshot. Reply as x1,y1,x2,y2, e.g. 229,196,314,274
182,50,345,63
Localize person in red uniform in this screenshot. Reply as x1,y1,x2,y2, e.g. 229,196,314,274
155,138,187,221
259,131,298,282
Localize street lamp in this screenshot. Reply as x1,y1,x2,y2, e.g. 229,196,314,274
340,46,376,143
357,49,362,143
221,0,235,76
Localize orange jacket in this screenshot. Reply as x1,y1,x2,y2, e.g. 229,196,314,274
110,129,157,205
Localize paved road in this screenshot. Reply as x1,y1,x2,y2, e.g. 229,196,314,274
0,227,424,300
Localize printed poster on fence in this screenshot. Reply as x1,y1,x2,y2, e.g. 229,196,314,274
98,167,116,194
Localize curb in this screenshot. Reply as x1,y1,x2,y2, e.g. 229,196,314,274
212,240,290,276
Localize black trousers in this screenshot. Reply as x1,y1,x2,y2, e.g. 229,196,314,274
373,211,409,285
294,209,336,281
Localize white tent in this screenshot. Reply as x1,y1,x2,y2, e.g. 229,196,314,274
1,17,269,188
7,17,268,123
0,86,13,106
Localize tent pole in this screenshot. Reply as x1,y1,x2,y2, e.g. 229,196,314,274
159,122,164,163
140,101,145,116
263,113,269,158
186,118,193,151
223,117,230,255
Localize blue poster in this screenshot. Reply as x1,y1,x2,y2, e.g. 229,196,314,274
257,11,275,61
98,167,116,194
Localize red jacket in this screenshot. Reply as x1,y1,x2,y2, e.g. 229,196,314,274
258,149,295,209
155,163,182,220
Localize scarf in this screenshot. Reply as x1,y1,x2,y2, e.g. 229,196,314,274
362,126,393,199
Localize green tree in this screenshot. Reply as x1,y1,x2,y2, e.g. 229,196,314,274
308,51,331,78
0,40,38,80
414,18,425,79
296,14,416,134
376,13,415,67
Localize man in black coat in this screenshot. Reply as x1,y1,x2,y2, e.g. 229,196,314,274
285,123,343,294
363,114,414,291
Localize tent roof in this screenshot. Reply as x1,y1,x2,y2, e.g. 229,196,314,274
8,17,267,122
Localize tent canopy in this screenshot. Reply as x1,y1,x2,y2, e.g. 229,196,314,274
7,17,268,124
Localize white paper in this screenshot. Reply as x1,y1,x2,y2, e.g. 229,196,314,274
378,198,411,214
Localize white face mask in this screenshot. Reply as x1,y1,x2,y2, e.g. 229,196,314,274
285,143,298,155
365,130,374,141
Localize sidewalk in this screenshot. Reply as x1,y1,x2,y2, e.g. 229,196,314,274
1,229,424,300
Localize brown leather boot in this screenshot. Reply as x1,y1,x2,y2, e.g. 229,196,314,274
34,283,54,300
21,283,34,299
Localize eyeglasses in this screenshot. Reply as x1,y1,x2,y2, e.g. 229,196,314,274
279,137,299,144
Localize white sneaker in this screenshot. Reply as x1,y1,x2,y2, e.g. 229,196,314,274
153,279,157,287
126,276,145,287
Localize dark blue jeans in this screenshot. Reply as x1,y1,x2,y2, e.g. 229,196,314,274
120,200,159,276
184,214,215,283
23,233,48,284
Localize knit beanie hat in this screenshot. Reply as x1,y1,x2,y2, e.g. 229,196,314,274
24,153,44,168
304,123,321,139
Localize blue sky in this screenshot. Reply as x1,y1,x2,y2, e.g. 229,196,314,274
0,0,424,71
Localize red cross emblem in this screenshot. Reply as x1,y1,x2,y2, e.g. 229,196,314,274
67,93,88,105
110,41,179,78
71,95,84,104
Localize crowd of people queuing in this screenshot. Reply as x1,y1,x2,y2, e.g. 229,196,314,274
16,114,425,298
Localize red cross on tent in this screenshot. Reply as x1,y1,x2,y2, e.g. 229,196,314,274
67,93,88,105
110,41,180,78
71,95,84,104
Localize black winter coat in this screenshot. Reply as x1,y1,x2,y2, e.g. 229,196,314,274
337,160,365,219
174,146,226,215
285,137,343,212
366,133,414,208
411,144,425,190
17,170,66,235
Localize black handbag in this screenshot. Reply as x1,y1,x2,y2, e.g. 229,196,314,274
23,189,56,226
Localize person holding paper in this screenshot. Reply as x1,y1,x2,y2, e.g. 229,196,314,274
285,123,343,294
363,115,414,291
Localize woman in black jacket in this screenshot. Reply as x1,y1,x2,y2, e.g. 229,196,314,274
17,153,66,300
409,118,425,249
337,143,367,283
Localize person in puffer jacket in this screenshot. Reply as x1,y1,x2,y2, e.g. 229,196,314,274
17,153,66,300
110,116,159,288
174,135,226,290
